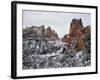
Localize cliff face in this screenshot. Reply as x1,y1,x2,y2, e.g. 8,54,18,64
23,25,59,40
62,18,91,52
69,18,83,38
45,27,58,40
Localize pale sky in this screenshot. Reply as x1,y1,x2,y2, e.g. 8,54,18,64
23,10,91,38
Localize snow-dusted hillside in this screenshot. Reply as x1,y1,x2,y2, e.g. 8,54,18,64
23,39,91,69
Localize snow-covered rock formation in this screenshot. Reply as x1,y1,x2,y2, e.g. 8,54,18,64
23,19,91,69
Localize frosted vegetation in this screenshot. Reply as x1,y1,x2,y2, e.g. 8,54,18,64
23,38,90,69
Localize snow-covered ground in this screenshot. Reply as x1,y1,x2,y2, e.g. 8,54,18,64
23,39,91,69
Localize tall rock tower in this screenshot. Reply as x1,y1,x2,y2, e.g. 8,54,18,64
62,18,86,52
69,18,83,38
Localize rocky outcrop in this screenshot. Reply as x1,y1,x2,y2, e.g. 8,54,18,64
23,25,45,38
62,18,91,52
62,34,71,45
45,27,58,40
69,18,83,38
23,25,59,40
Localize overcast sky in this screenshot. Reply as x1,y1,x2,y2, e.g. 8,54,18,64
23,10,91,38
